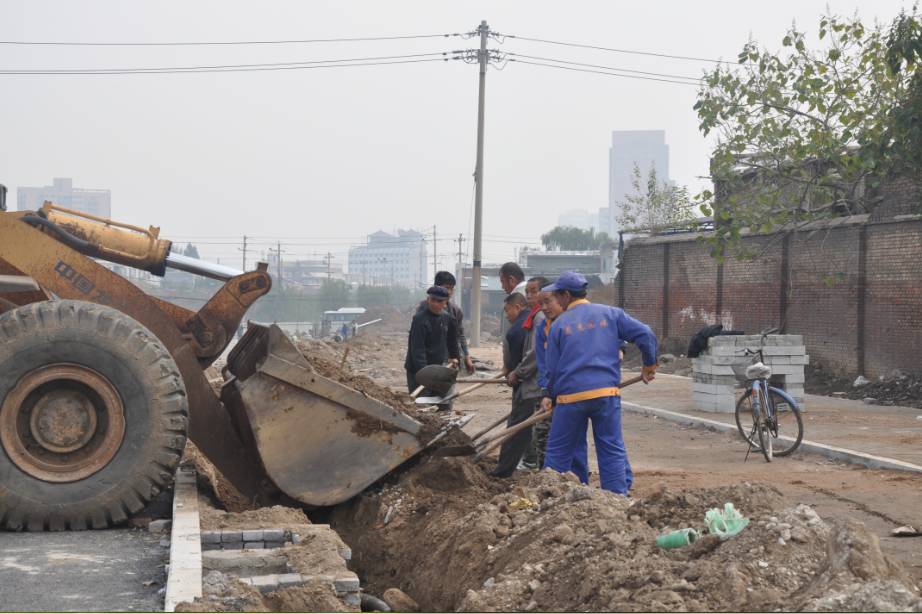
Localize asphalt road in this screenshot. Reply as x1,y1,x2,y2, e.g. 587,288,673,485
0,528,166,611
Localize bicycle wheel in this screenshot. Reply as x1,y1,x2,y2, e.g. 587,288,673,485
765,388,804,457
734,389,760,448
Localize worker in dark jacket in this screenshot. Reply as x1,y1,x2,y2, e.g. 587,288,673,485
541,271,658,494
491,292,534,477
416,271,474,375
405,285,460,397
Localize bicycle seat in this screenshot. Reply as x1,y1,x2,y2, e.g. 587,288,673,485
746,362,772,380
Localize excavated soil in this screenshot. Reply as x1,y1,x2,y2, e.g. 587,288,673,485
199,504,311,531
331,456,922,612
183,441,258,513
295,339,472,446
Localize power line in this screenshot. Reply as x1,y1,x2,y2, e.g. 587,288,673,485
510,59,701,86
0,33,457,46
501,33,728,64
508,53,702,82
0,56,451,76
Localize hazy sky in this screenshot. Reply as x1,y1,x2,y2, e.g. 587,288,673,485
0,1,911,271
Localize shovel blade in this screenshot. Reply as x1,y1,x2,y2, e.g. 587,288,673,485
413,364,458,395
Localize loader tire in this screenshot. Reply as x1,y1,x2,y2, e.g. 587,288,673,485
0,300,188,530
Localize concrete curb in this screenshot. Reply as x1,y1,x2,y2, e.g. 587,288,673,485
622,401,922,475
164,468,203,612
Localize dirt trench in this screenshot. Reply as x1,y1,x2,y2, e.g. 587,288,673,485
329,455,922,612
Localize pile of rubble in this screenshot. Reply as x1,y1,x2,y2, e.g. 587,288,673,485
807,364,922,408
331,455,922,612
177,505,360,612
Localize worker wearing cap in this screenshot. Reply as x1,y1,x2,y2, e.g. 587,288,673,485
405,286,460,404
540,271,657,494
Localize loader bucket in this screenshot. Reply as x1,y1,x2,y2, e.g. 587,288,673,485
221,323,430,507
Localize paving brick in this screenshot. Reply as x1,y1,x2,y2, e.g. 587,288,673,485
201,531,222,544
221,530,242,543
277,573,305,589
244,542,265,550
262,529,286,542
334,574,361,593
241,530,264,542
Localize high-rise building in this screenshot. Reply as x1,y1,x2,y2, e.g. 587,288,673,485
607,131,670,235
17,177,112,218
348,229,428,288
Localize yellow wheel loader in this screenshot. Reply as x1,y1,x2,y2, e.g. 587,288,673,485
0,198,452,530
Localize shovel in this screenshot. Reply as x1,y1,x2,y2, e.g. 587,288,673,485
416,376,506,405
436,374,646,458
414,364,505,396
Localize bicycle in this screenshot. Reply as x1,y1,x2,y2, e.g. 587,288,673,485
732,328,804,462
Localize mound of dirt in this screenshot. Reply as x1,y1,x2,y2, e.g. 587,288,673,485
263,580,350,613
295,340,473,446
331,458,922,612
176,571,268,612
200,505,311,531
183,442,256,513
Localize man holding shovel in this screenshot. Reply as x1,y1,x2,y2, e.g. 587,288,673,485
490,292,538,478
405,286,460,410
541,272,657,495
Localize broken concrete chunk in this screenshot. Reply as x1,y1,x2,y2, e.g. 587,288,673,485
148,519,172,534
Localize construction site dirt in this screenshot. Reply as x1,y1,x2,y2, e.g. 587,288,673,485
173,333,922,612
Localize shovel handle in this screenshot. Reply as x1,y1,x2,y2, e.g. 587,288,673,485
470,411,512,442
429,378,504,405
455,377,506,384
474,374,645,459
475,409,553,460
410,385,426,399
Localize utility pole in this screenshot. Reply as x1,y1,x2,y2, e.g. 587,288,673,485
470,19,489,347
432,225,438,277
326,252,333,279
456,233,464,267
268,241,284,290
239,235,248,271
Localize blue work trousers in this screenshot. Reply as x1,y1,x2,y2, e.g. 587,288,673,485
543,396,632,494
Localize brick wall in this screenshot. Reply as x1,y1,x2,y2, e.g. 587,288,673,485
613,215,922,378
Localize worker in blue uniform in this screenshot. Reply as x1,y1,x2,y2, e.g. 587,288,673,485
540,271,658,494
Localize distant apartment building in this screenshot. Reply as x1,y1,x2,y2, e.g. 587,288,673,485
17,177,111,218
606,131,670,235
348,229,428,288
557,209,599,231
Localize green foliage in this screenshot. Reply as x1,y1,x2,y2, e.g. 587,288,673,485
617,163,696,232
541,226,615,251
695,9,922,253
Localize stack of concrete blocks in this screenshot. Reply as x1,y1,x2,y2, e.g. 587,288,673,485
201,525,360,608
691,334,808,413
201,527,294,551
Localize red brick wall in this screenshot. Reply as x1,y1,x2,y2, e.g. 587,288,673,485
612,217,922,377
864,221,922,377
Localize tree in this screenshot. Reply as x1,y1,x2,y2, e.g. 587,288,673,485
695,10,922,256
541,226,615,251
617,163,695,232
